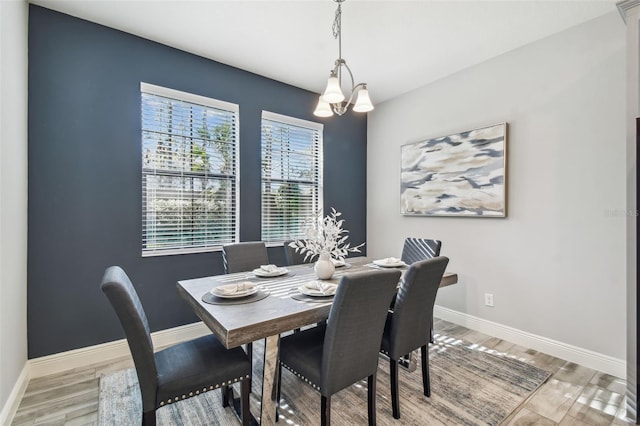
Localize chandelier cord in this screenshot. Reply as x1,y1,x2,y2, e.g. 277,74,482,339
332,2,342,60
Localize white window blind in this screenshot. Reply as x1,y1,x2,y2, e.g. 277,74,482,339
141,83,239,256
261,111,323,243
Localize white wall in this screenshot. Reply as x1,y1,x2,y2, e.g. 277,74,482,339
619,1,640,419
0,0,29,421
368,12,626,361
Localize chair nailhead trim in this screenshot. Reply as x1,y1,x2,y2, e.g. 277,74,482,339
157,377,247,408
281,363,321,391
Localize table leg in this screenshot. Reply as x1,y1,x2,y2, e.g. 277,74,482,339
260,334,280,425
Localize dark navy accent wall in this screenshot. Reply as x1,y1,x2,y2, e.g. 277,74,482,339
28,5,367,358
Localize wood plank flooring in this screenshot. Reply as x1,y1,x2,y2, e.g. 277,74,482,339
10,318,631,425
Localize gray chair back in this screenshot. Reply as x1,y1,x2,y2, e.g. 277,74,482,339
387,256,449,359
101,266,158,412
222,241,269,273
283,240,312,265
321,268,401,396
401,238,442,265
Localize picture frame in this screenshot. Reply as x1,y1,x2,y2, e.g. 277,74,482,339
400,123,507,217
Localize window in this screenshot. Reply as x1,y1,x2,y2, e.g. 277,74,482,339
261,111,323,243
141,83,239,256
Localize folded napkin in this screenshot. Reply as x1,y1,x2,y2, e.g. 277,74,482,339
214,281,256,295
260,264,278,273
304,281,329,292
383,257,401,264
302,281,336,295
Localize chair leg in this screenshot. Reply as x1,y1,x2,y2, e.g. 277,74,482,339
421,344,431,397
221,385,233,407
276,364,282,422
246,342,253,391
142,410,156,426
367,374,377,426
321,394,331,426
241,378,251,426
390,359,400,419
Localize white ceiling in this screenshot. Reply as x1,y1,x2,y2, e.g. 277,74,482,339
29,0,619,104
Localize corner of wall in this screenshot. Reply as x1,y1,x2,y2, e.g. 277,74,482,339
0,363,30,426
0,0,29,419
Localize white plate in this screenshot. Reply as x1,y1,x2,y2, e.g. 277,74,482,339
298,281,337,297
252,267,288,277
331,259,346,267
373,258,406,268
211,283,259,299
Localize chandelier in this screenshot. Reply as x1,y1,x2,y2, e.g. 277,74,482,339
313,0,374,117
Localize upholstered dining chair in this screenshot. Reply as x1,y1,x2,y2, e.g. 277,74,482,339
222,241,269,274
283,239,312,266
101,266,251,426
399,237,442,343
277,268,402,426
400,237,442,265
221,241,270,389
380,256,449,419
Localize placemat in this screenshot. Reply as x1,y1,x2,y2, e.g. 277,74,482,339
252,271,296,279
202,289,270,305
290,291,334,303
334,263,352,269
366,263,408,270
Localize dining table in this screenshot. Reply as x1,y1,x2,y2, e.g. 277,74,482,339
176,256,458,425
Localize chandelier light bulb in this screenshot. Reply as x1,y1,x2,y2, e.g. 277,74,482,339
353,86,374,113
321,74,345,104
313,96,334,117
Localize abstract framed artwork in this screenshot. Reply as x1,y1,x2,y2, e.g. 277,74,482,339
401,123,507,217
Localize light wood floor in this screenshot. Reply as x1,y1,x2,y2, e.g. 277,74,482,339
11,318,631,425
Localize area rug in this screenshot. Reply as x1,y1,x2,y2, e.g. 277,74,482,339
98,336,551,425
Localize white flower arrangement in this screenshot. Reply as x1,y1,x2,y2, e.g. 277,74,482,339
289,208,365,262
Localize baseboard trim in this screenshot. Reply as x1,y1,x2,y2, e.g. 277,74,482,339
17,310,626,418
28,321,211,378
434,305,626,379
0,363,30,426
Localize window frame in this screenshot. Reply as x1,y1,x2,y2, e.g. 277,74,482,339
140,82,240,257
260,110,324,246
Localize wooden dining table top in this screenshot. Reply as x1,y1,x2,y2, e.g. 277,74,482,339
176,257,458,350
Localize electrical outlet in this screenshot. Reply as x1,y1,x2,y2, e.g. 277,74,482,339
484,293,494,307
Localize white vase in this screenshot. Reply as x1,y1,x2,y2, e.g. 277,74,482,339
314,252,335,280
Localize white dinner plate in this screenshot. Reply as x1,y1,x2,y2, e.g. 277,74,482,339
252,267,288,278
331,259,346,267
211,283,259,299
298,281,337,297
373,258,406,268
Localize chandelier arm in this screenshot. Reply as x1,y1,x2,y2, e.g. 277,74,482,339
330,61,356,115
340,61,356,93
